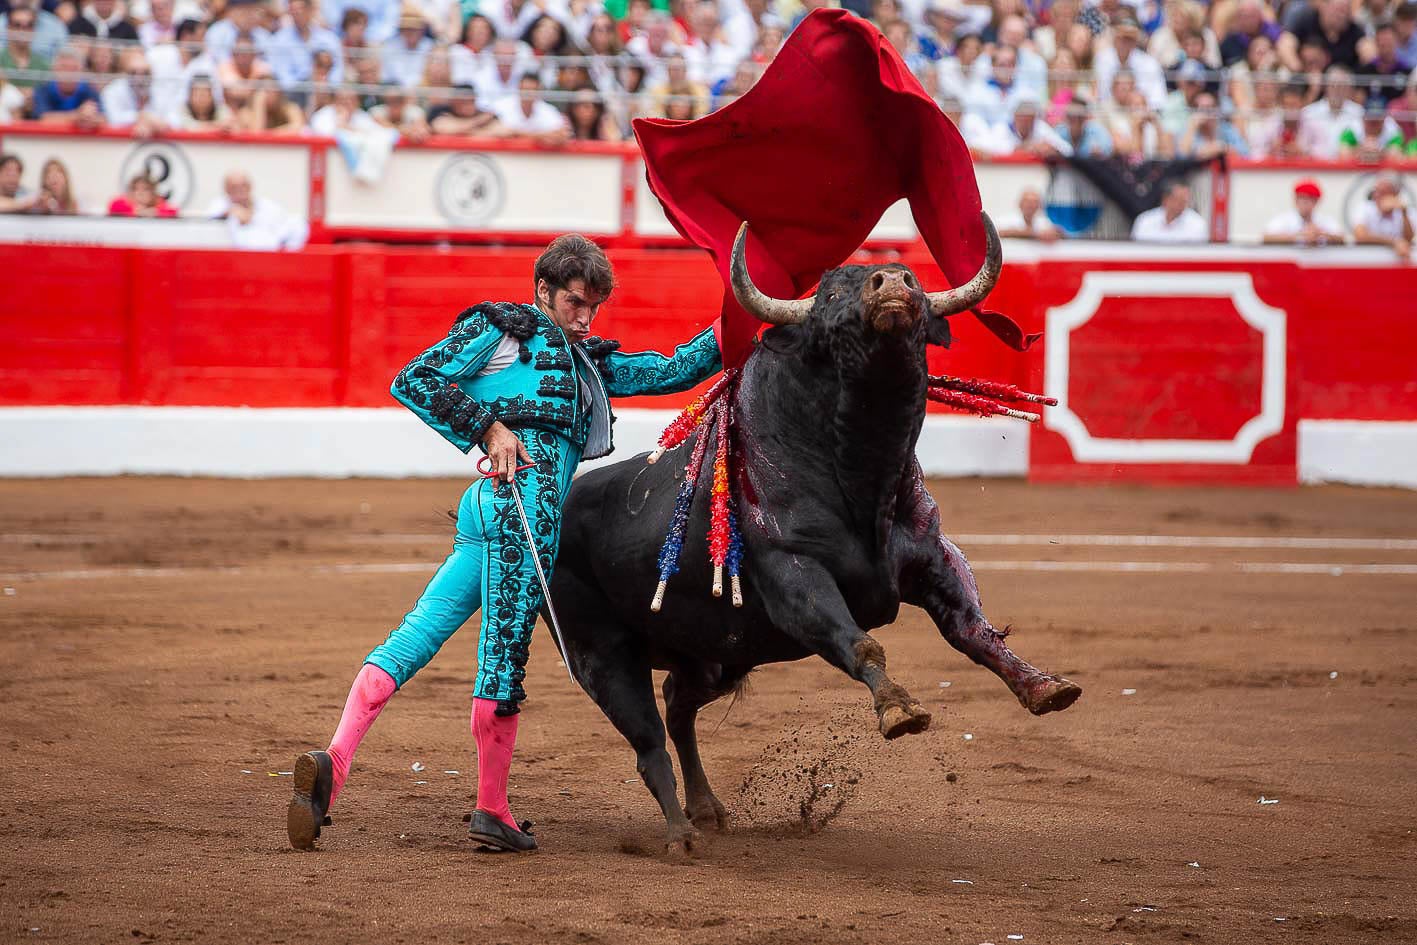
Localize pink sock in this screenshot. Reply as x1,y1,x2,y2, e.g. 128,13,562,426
325,663,398,805
472,697,519,830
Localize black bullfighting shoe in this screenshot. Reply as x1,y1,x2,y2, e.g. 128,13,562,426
468,811,539,853
286,750,334,851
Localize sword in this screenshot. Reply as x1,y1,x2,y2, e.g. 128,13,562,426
477,456,579,689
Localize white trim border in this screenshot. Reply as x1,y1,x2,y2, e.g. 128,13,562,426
1044,271,1287,464
0,407,1028,479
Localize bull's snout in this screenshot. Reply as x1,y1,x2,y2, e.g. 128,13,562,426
862,269,922,333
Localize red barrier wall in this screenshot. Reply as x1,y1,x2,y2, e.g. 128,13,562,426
5,243,1414,485
0,243,1033,412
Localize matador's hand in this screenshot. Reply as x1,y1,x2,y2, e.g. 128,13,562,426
483,421,533,482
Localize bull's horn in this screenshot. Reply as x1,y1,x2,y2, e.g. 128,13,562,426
927,212,1002,318
730,223,814,326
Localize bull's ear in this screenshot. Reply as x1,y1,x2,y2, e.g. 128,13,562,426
925,315,952,349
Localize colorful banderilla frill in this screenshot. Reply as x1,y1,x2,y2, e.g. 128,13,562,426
651,414,715,612
647,370,737,464
650,369,744,612
708,397,732,598
724,508,744,607
925,374,1058,423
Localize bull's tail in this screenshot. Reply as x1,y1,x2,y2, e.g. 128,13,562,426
709,670,755,736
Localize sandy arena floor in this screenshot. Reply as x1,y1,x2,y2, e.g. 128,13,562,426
1,476,1414,945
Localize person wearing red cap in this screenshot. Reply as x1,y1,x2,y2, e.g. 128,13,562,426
1262,178,1345,247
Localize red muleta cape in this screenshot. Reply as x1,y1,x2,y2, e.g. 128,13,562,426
633,8,1038,369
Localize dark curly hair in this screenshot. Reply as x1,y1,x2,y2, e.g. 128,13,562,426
534,234,615,301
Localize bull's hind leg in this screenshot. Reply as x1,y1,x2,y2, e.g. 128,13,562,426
756,553,931,740
663,664,746,832
584,644,703,856
903,535,1081,715
558,593,702,856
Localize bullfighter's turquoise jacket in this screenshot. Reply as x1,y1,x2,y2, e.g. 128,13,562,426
366,302,722,706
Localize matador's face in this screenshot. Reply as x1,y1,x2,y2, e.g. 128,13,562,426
537,277,607,345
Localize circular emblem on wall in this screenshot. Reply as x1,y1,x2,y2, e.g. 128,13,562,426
119,141,195,208
435,154,505,227
1340,171,1414,235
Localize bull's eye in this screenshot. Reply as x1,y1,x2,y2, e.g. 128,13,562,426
828,292,838,301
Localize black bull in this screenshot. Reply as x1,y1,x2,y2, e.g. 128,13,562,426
548,218,1081,855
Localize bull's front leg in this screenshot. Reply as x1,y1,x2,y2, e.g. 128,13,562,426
901,534,1082,715
757,551,932,739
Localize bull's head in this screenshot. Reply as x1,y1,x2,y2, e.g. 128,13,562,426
729,213,1002,336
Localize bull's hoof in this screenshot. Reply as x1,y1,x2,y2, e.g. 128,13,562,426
685,795,729,832
1019,675,1083,715
665,825,704,860
879,702,932,740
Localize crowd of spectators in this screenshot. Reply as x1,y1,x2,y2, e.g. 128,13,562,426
0,0,1415,155
985,168,1414,254
0,150,309,246
1,0,1415,250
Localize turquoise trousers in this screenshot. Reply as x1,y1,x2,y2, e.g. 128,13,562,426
365,429,574,706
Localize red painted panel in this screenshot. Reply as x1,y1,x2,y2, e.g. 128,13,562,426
1289,267,1417,421
168,252,340,370
1027,260,1301,485
1068,296,1262,441
0,245,128,404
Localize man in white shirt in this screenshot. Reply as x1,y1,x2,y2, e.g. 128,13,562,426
1093,11,1168,111
977,14,1048,96
382,5,434,88
1353,175,1415,259
492,74,570,143
1131,181,1210,243
980,95,1074,156
964,43,1032,127
139,0,177,48
996,187,1062,242
625,13,681,88
149,18,222,122
939,95,995,152
101,46,172,131
1262,178,1345,246
484,0,542,40
205,0,271,63
267,0,343,90
681,0,738,87
467,38,531,104
1298,66,1362,160
206,171,309,251
722,0,782,63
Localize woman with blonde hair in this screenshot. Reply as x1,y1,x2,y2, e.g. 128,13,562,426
239,83,306,134
1226,32,1279,129
32,158,79,215
420,46,455,116
1149,0,1221,69
1063,22,1095,73
180,76,235,130
647,53,710,118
